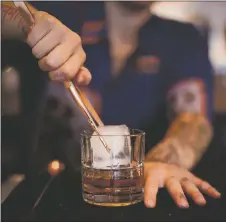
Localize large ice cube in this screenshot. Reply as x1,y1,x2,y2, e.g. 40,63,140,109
91,125,131,169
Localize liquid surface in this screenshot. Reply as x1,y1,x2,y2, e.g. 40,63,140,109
82,165,143,207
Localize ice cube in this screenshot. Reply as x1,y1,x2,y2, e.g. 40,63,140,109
91,125,131,169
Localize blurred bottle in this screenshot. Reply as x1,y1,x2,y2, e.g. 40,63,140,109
2,66,21,116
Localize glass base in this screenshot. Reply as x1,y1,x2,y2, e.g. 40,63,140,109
84,198,143,207
83,193,143,207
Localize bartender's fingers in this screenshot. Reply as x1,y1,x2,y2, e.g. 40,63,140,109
144,172,159,208
39,46,85,76
44,49,86,81
26,11,88,82
180,177,206,206
26,11,56,47
193,177,221,199
31,29,67,60
37,41,78,71
165,176,189,208
74,67,92,85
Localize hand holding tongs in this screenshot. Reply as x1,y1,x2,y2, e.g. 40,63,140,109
64,82,111,153
13,1,111,153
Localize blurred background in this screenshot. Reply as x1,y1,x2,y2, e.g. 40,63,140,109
1,1,226,184
152,2,226,113
2,1,226,117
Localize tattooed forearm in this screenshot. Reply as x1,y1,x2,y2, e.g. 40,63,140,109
1,2,28,39
145,113,213,169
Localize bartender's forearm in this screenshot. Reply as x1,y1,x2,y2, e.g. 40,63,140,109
1,2,36,40
145,112,213,169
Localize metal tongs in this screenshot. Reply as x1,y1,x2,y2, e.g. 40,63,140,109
13,1,111,153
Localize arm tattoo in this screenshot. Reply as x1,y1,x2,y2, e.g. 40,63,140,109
146,112,213,169
146,80,213,169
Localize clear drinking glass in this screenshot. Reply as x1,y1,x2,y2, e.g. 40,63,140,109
81,128,145,207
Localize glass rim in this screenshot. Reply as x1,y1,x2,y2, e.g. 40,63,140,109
81,128,145,137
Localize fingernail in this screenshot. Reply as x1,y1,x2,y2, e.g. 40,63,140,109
197,196,206,205
180,200,189,208
149,200,155,208
215,191,221,198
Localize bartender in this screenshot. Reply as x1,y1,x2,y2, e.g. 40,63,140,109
1,1,221,208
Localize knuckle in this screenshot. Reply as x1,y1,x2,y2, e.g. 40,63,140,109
70,33,82,49
37,11,48,16
81,50,86,63
31,47,39,58
45,16,56,26
74,33,82,44
205,186,212,191
167,176,176,184
34,11,48,21
193,192,202,198
180,177,189,183
58,25,67,36
201,181,210,190
26,34,32,46
61,31,81,48
38,60,44,70
178,192,186,199
43,57,58,70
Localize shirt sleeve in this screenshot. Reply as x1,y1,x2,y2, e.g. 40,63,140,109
165,25,214,121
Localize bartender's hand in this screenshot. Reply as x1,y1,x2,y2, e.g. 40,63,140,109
144,162,221,208
26,11,91,84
